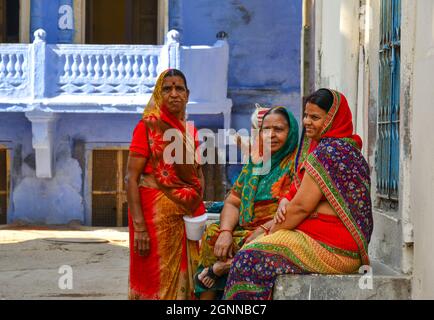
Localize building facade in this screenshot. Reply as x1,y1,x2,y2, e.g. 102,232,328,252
0,0,303,226
311,0,434,299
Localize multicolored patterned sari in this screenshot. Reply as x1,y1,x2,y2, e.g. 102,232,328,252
223,90,373,300
128,69,205,300
194,107,299,297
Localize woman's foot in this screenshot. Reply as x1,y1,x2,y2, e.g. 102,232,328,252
197,260,232,289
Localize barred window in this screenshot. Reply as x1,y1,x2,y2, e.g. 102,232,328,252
376,0,401,203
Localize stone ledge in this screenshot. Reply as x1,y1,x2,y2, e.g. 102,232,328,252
273,260,411,300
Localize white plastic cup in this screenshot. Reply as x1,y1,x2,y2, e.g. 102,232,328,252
183,214,208,241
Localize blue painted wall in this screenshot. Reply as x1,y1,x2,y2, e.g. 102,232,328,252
182,0,301,91
180,0,303,131
31,0,74,43
1,1,302,224
3,112,141,224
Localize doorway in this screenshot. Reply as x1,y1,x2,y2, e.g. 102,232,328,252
0,0,19,43
91,149,129,227
0,148,9,224
85,0,158,44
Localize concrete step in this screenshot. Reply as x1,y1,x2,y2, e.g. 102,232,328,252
273,260,412,300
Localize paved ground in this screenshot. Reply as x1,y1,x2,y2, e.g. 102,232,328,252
0,223,130,300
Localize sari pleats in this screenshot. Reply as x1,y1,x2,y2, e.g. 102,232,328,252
223,229,361,300
129,187,199,299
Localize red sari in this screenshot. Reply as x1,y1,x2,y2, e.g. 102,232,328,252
128,70,205,300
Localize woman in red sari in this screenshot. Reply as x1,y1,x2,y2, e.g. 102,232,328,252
126,69,205,299
224,89,373,300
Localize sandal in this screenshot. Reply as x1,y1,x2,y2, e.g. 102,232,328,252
194,264,218,290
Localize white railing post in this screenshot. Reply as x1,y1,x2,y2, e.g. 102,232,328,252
159,30,180,73
30,29,47,99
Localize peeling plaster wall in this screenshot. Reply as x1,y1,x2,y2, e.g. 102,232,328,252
6,112,141,225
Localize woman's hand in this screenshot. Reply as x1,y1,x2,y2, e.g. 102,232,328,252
214,231,233,262
275,197,290,224
245,227,266,244
134,230,150,257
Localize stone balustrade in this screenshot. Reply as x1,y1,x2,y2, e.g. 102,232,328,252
0,29,232,179
0,29,232,129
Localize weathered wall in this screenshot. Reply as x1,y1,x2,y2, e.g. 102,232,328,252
6,113,141,225
314,0,411,276
180,0,302,130
314,0,360,127
409,0,434,300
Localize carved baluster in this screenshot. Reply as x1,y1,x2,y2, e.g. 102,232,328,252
87,54,94,79
94,55,101,79
132,55,140,79
148,55,156,79
153,55,159,77
63,54,71,78
140,55,147,79
0,54,6,78
102,55,109,79
14,54,22,79
6,54,14,78
78,54,87,78
125,55,132,80
21,55,27,78
71,54,79,80
109,55,117,80
117,55,125,79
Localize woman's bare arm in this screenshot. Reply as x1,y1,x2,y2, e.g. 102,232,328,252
271,173,323,233
126,155,149,256
213,192,241,261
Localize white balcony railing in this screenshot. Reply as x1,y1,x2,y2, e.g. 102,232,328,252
0,29,232,129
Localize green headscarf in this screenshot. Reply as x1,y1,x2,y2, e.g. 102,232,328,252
232,107,299,226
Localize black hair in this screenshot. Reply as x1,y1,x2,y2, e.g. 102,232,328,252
304,88,334,112
163,68,189,91
263,107,290,127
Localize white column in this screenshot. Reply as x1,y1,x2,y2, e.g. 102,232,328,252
25,109,58,179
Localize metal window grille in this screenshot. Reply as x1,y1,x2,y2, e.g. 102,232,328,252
377,0,401,201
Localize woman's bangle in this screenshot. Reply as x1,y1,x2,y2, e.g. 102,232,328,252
219,229,233,235
259,224,270,235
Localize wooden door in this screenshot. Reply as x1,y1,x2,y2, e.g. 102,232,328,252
131,0,158,44
0,148,8,224
92,149,128,227
0,0,6,43
0,0,19,43
86,0,157,44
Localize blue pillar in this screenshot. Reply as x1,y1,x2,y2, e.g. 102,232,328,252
30,0,45,42
169,0,183,40
57,0,74,43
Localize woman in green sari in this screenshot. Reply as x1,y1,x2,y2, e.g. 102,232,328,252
194,106,299,299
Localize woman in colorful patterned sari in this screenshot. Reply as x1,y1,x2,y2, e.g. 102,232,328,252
223,89,373,300
126,69,206,299
195,107,299,300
